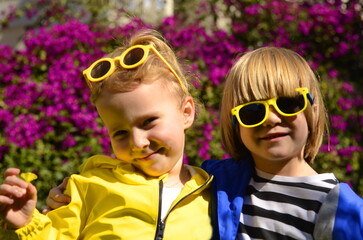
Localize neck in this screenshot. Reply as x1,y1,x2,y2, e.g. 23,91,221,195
254,157,317,177
164,165,191,188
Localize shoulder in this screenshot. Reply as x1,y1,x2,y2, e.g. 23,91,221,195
201,157,254,196
79,155,122,173
185,165,210,180
333,183,363,239
68,155,136,186
335,182,363,215
201,157,254,176
337,183,363,202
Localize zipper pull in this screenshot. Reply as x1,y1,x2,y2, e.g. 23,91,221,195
155,221,165,240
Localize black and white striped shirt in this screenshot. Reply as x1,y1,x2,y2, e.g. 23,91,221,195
237,169,338,240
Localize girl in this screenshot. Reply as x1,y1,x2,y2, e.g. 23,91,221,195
202,46,363,240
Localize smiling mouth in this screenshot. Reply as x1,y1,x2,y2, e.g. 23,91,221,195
261,133,288,140
136,148,164,161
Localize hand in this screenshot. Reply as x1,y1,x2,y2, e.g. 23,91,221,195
0,168,37,228
42,177,71,214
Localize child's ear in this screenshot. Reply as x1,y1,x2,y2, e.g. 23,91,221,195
182,96,195,129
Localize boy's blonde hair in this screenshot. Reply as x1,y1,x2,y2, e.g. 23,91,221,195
221,46,327,163
89,29,191,105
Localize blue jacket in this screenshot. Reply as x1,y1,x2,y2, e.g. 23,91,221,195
202,158,363,240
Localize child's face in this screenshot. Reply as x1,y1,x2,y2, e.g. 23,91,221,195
95,80,194,178
239,106,309,173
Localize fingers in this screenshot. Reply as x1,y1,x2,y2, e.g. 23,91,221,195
27,182,37,202
45,177,71,210
0,170,28,202
45,196,69,210
4,168,21,177
59,177,70,192
0,193,15,205
51,177,71,202
0,183,26,201
42,207,51,214
0,168,37,223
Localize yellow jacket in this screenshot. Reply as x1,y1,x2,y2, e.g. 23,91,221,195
11,155,213,240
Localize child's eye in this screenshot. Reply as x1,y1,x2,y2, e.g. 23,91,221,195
143,117,157,127
113,130,128,138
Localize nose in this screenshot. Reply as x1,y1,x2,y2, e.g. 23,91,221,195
130,128,150,150
262,106,282,126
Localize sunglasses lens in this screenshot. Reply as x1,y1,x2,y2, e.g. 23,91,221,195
90,61,111,79
239,103,266,125
277,95,305,114
123,48,145,66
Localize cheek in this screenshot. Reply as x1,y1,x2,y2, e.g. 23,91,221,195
295,113,309,130
157,122,185,144
110,139,128,158
291,114,309,142
153,121,186,153
238,126,254,145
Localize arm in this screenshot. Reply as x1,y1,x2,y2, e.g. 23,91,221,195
15,174,85,239
0,168,37,228
1,169,84,239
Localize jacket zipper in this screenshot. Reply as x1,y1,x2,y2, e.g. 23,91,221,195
153,175,213,240
154,180,164,240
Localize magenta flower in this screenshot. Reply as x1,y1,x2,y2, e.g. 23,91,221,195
336,42,350,56
245,4,261,15
4,82,41,108
320,144,334,153
338,146,362,157
328,69,338,78
346,164,353,173
337,97,353,111
298,21,313,36
5,114,53,148
183,155,189,164
329,135,340,146
341,82,354,93
0,109,14,128
330,115,347,131
62,134,77,149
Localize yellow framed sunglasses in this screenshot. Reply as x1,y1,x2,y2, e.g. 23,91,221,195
82,44,186,92
231,87,314,128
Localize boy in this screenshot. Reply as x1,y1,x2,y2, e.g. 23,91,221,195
0,30,213,239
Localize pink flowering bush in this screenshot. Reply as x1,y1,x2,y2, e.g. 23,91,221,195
0,0,362,206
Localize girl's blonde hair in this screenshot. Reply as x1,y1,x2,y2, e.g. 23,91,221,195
89,29,191,105
221,46,328,163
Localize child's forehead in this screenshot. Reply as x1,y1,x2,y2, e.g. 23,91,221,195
96,81,179,116
236,64,304,100
98,80,180,106
237,79,301,103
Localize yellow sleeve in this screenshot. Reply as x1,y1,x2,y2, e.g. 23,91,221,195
14,175,86,240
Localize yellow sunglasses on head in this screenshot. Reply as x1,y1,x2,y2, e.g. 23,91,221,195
82,44,186,92
231,87,314,128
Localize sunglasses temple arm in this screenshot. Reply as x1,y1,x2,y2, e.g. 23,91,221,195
151,49,187,92
307,93,314,105
232,115,237,129
83,73,93,89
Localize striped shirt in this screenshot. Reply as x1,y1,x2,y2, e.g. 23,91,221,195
237,169,338,240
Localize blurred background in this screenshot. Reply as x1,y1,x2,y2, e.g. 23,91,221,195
0,0,362,208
